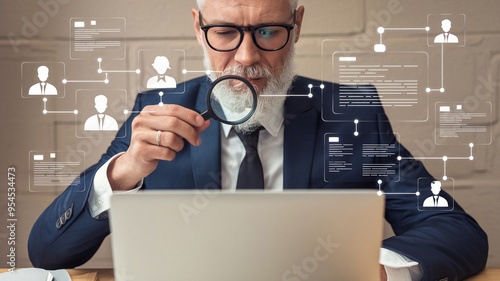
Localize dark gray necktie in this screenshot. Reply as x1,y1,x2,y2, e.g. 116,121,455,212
236,128,264,189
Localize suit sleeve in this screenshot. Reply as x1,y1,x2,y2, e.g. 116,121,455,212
377,116,488,281
27,94,144,269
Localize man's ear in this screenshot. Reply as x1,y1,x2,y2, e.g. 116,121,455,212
192,8,204,46
294,6,305,43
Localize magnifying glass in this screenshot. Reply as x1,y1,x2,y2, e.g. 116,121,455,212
201,75,258,125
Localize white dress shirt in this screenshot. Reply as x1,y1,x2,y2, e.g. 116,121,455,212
219,107,285,191
87,104,422,280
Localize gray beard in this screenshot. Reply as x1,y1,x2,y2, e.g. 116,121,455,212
203,44,296,134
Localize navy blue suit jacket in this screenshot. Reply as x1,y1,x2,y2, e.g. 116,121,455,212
29,76,488,281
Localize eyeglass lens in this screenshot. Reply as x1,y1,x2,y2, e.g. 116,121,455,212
206,26,290,51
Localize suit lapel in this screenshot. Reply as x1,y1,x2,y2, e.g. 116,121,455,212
283,79,319,189
191,80,222,190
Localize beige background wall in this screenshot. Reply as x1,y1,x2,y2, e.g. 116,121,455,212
0,0,499,269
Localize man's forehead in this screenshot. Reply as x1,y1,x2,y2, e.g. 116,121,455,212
203,0,291,10
202,0,292,24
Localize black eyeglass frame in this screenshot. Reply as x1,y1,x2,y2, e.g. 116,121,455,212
199,10,297,52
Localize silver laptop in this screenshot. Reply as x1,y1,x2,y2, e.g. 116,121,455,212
109,190,384,281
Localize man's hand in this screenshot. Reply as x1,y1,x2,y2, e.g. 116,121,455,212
107,104,210,190
380,264,388,281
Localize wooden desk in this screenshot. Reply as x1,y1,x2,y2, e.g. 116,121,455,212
466,268,500,281
75,268,497,280
66,269,114,281
1,268,498,280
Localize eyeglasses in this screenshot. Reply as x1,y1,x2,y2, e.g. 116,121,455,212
199,10,296,52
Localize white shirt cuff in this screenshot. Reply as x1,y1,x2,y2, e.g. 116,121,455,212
380,248,423,281
88,152,143,219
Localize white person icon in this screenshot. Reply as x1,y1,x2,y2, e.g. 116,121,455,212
434,19,459,44
423,180,449,207
84,95,119,131
147,56,177,89
28,66,58,95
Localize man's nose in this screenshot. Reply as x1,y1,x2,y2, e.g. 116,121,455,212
234,31,261,67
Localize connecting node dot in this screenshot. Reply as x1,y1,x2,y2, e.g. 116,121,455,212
320,84,325,89
308,84,313,89
159,91,164,97
308,93,313,98
43,110,48,115
469,143,474,148
440,88,445,93
182,69,188,74
425,26,430,32
377,179,382,185
397,156,402,161
104,79,109,84
442,156,448,161
416,191,420,196
354,132,359,136
43,97,47,102
443,176,448,181
205,70,211,75
62,79,67,84
354,119,359,124
98,69,103,74
374,44,386,53
426,88,431,93
136,69,141,74
159,102,164,107
469,156,474,161
73,110,78,115
377,191,383,196
123,110,129,115
377,27,385,34
97,58,102,62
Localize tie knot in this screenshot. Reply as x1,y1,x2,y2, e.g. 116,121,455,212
236,127,263,150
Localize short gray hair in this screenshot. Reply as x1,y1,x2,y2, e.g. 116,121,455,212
196,0,298,12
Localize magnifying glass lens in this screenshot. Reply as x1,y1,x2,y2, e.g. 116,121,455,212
204,76,258,125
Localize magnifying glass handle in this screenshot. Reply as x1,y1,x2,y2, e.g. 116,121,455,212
200,110,211,121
